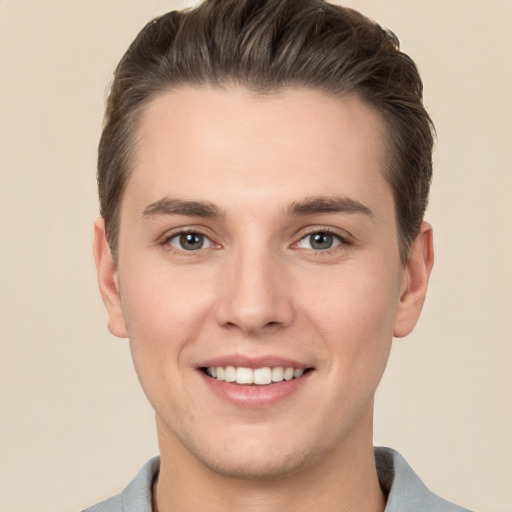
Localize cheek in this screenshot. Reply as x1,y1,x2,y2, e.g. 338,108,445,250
120,258,212,336
118,271,213,428
117,259,215,389
301,259,401,369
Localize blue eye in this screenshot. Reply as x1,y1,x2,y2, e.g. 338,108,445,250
168,232,212,251
297,232,342,250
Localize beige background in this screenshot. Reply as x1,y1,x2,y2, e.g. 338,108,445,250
1,0,511,511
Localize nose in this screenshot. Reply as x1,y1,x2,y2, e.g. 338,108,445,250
214,246,295,335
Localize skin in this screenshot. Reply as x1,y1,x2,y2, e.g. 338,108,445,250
94,86,433,512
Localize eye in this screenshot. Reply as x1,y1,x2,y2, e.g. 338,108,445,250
296,231,342,251
168,232,213,251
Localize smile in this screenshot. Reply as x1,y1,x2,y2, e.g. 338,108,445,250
204,366,308,385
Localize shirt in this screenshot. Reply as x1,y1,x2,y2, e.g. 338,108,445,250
81,447,473,512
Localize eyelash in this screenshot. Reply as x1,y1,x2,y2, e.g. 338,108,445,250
159,227,352,254
161,228,218,253
293,228,352,253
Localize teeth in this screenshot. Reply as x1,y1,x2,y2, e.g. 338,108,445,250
235,367,253,384
206,366,307,385
225,366,236,383
283,367,294,381
271,367,284,382
254,367,272,385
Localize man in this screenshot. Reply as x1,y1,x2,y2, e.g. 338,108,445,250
87,0,471,510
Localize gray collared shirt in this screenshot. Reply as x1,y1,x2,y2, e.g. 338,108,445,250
82,447,473,512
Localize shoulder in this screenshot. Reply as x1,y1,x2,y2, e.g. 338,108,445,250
375,447,474,512
80,456,160,512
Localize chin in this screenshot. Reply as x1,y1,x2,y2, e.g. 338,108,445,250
195,445,313,480
169,420,314,480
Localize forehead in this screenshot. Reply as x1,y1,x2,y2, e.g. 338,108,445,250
125,86,391,216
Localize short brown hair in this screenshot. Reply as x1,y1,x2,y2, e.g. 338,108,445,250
98,0,434,263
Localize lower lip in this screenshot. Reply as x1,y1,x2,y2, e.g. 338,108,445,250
199,370,313,408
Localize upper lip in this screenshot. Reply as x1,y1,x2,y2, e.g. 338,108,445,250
198,354,312,370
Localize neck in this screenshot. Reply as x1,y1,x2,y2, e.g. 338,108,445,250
153,410,386,512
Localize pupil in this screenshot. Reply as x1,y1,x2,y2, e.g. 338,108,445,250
180,233,204,250
311,232,333,250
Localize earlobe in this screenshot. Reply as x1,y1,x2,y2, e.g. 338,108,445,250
93,218,128,338
394,222,434,338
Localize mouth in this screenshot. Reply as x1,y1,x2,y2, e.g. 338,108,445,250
201,366,313,385
198,359,315,407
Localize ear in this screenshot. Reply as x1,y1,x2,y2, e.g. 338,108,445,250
93,217,128,338
394,222,434,338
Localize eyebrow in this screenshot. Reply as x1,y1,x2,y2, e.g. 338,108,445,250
141,195,373,220
142,198,224,219
287,196,374,218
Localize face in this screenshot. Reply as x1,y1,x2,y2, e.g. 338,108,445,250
95,86,432,479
